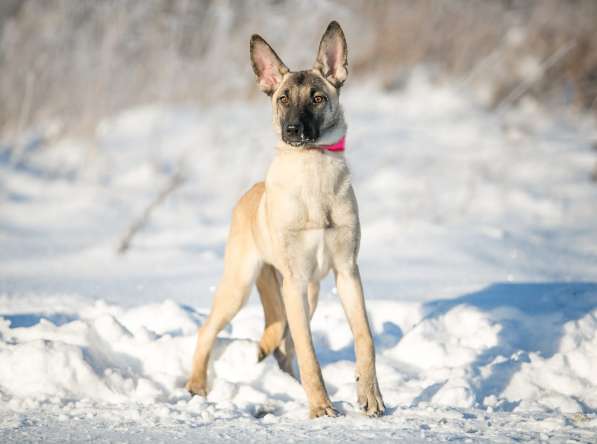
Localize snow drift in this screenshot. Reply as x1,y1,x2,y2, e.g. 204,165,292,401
1,283,596,418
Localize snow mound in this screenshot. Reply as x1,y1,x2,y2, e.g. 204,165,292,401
0,298,300,415
1,283,596,428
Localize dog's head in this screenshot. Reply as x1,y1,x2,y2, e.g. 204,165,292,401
250,21,348,148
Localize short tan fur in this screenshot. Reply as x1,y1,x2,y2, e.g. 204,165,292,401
186,21,384,419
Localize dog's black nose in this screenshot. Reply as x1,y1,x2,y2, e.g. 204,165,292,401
284,123,303,138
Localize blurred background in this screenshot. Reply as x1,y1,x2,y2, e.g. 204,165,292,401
2,2,597,433
0,0,596,304
1,0,597,138
2,3,597,433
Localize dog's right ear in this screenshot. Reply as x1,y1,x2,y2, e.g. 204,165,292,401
250,35,289,96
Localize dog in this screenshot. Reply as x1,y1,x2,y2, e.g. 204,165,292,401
186,21,385,419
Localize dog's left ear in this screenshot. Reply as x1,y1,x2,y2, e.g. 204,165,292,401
314,21,348,88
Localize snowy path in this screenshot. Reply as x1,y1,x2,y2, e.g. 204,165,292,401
1,76,597,442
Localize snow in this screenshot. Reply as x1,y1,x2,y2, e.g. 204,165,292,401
1,74,597,442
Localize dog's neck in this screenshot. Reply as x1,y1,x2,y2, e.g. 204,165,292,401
312,136,345,152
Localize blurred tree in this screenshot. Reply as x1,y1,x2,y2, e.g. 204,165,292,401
0,0,595,139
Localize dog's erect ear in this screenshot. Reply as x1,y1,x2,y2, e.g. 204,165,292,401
314,21,348,88
250,34,289,96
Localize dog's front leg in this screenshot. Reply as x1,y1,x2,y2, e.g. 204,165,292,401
281,276,338,418
336,265,385,417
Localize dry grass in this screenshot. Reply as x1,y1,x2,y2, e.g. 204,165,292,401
355,0,597,109
1,0,596,139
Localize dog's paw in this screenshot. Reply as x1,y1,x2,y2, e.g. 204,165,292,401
358,378,385,417
309,404,340,419
257,346,268,362
185,379,207,397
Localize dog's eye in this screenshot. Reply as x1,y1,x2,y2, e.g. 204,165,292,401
313,95,326,104
279,95,289,105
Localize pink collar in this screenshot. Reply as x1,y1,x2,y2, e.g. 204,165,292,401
314,136,345,152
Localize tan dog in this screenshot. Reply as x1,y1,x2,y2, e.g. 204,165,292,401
186,21,384,418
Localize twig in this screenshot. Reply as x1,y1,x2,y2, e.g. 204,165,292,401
117,169,186,254
495,42,576,113
9,71,36,167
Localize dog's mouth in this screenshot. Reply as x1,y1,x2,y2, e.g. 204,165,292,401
283,137,317,148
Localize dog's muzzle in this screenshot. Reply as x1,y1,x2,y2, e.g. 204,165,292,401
283,122,317,147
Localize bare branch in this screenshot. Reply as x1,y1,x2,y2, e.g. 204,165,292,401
117,170,186,255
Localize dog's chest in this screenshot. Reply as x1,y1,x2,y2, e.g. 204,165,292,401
266,151,352,230
263,151,357,276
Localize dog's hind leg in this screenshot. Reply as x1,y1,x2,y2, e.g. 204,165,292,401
186,191,262,396
257,264,286,362
257,265,295,376
258,277,320,377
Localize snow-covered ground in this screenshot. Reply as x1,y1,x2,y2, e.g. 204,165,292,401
1,75,597,442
